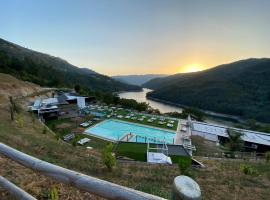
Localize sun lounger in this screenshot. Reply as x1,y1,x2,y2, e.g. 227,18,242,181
63,133,75,141
77,138,91,145
167,123,173,127
80,122,90,127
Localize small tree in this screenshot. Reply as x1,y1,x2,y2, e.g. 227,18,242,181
178,156,192,175
74,84,81,93
102,143,116,170
225,129,244,157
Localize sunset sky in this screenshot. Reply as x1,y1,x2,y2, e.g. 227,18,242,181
1,0,270,75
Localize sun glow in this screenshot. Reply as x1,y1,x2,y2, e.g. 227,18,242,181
181,64,204,73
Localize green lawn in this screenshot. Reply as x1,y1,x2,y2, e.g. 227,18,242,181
115,142,187,164
115,143,148,161
85,106,179,131
117,115,178,131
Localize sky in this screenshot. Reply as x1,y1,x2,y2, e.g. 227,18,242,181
1,0,270,76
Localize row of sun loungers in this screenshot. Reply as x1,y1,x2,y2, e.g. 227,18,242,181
83,104,177,129
63,133,91,146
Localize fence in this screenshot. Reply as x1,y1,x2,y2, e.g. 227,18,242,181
195,151,268,161
0,142,201,200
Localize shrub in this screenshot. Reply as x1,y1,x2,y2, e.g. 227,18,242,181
42,126,47,134
15,114,24,128
240,164,258,175
265,151,270,163
51,123,56,131
178,156,192,175
50,186,59,200
29,112,35,123
102,143,116,170
72,140,77,146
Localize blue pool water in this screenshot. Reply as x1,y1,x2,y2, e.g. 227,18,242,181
85,119,176,144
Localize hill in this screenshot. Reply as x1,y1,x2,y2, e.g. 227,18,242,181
112,74,168,86
0,38,140,93
1,89,269,199
143,58,270,122
0,73,43,104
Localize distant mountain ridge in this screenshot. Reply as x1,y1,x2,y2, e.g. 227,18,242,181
0,38,140,92
112,74,168,86
143,58,270,122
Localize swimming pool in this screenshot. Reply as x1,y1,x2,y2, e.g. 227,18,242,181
85,119,176,144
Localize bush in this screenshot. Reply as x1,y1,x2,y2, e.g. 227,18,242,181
50,186,59,200
240,164,258,175
51,123,56,131
42,126,47,134
15,114,24,128
265,151,270,163
102,143,116,170
178,156,192,175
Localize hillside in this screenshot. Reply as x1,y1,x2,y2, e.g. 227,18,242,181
143,58,270,122
0,89,269,199
0,73,44,104
0,38,140,93
112,74,168,86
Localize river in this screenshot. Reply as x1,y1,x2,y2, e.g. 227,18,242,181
118,88,182,113
118,88,239,126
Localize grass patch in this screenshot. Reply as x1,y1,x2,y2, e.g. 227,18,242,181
88,106,178,130
191,135,221,156
116,143,147,161
115,142,188,164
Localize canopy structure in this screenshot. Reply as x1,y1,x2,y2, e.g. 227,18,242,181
147,141,172,164
192,121,270,147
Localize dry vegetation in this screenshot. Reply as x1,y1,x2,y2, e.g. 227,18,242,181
194,158,270,200
0,156,103,200
0,73,42,103
0,75,270,199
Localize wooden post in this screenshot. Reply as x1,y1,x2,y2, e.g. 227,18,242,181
0,143,163,200
172,176,201,200
0,176,36,200
9,104,14,121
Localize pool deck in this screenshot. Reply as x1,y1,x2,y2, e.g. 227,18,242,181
174,120,182,145
174,119,194,155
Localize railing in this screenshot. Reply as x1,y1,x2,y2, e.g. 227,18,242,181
0,142,202,200
119,133,175,145
0,176,36,200
194,151,268,160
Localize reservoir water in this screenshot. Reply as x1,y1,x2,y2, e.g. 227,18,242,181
118,88,239,127
118,88,182,113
